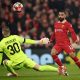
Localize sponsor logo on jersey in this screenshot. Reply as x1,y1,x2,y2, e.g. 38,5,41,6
55,29,63,32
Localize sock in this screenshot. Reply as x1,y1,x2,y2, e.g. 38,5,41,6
52,55,63,66
71,56,80,68
39,65,58,72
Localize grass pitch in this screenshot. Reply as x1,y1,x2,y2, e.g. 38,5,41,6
0,64,80,80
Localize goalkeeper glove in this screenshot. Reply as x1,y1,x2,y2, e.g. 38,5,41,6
39,38,49,44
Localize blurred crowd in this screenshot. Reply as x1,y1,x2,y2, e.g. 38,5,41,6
0,0,80,48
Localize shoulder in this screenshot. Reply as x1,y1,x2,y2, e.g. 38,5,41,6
54,21,59,26
13,35,24,40
0,39,4,47
54,21,58,24
0,38,5,43
65,21,72,28
66,21,72,25
11,35,20,38
11,35,18,37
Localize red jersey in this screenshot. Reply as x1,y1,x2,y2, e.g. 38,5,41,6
50,20,77,45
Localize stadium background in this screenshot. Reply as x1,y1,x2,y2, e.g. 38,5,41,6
0,0,80,79
0,0,80,80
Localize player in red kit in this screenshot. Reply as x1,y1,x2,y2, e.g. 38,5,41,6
50,10,80,76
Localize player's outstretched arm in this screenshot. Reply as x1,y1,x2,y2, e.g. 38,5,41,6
25,38,50,45
15,35,49,44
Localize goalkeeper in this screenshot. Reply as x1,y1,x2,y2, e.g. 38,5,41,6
0,27,58,76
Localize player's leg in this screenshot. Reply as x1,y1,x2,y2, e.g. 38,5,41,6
64,45,80,68
33,64,58,72
51,45,68,76
51,44,63,66
23,57,58,72
3,59,18,76
69,52,80,68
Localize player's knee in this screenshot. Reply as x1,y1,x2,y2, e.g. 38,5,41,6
51,48,57,55
3,59,8,65
3,59,11,67
69,52,75,58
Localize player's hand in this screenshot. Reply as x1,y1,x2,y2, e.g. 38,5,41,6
39,38,50,44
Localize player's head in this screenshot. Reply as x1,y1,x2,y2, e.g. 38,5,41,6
58,10,66,22
2,27,10,37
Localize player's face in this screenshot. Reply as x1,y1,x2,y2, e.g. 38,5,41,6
58,12,66,22
2,28,10,37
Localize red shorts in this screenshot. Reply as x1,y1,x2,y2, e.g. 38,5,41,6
53,43,75,54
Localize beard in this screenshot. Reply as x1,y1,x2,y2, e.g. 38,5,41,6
58,17,65,22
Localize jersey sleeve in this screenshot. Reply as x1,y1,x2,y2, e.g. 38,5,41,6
50,32,55,43
25,39,39,44
50,23,55,43
67,23,77,42
14,35,38,44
